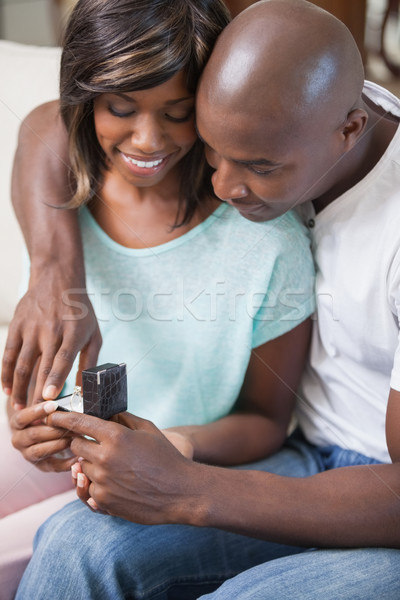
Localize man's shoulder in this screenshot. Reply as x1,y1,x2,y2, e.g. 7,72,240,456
363,81,400,119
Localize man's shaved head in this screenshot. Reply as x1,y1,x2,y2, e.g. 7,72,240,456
199,0,364,127
196,0,371,221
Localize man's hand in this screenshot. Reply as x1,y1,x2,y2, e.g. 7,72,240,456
10,400,77,472
113,412,195,459
3,100,102,409
2,280,102,409
48,410,198,524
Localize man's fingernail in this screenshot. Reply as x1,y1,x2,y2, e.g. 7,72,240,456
77,473,85,488
42,400,59,414
3,387,12,396
12,402,25,411
43,385,58,400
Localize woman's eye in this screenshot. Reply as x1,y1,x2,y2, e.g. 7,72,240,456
165,108,194,123
108,105,135,118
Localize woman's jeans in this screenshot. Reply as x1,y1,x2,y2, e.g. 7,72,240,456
16,432,400,600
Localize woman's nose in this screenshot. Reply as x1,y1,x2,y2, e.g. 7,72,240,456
130,114,164,153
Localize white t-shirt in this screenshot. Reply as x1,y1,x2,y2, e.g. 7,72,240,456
297,81,400,463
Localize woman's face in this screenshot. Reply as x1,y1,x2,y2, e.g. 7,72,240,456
93,71,197,188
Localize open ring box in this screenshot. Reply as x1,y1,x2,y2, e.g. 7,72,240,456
57,362,127,419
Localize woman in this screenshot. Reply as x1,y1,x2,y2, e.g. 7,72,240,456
1,0,314,596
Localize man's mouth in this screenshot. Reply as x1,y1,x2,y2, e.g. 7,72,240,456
229,198,261,208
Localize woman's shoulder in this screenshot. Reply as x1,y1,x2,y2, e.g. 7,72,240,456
220,205,311,248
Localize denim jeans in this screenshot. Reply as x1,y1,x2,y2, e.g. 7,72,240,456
16,432,400,600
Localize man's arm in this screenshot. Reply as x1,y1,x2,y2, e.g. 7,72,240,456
191,458,400,549
190,388,400,548
386,387,400,462
48,390,400,548
2,101,101,408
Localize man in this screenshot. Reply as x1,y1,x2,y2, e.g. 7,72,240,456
10,1,400,598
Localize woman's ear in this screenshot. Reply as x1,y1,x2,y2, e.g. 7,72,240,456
340,108,368,152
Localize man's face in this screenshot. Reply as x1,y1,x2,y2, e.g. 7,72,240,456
196,94,342,222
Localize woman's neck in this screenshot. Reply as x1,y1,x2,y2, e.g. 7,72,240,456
88,168,219,249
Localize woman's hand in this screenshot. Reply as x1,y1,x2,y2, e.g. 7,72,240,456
10,400,77,472
161,429,194,459
70,460,105,513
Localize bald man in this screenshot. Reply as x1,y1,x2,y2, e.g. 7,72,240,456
11,1,400,599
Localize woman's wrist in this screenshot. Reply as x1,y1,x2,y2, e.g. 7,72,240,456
162,429,195,460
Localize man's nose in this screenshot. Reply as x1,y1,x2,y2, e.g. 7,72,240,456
211,163,247,201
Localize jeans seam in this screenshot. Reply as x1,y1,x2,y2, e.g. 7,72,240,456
125,572,238,600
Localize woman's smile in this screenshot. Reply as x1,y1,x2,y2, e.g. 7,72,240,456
119,150,170,177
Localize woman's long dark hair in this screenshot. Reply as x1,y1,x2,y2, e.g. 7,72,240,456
60,0,230,225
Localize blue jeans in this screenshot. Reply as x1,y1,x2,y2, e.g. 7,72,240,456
16,432,400,600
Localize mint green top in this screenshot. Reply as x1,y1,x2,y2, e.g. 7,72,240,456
60,204,315,428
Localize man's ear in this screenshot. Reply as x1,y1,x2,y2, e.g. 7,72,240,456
340,108,368,152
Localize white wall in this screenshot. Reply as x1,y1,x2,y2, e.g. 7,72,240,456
1,0,56,46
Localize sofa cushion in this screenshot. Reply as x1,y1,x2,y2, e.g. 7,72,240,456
0,41,61,324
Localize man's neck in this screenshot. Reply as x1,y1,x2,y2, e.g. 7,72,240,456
313,104,399,214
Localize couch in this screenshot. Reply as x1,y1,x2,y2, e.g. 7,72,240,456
0,40,76,600
0,40,62,410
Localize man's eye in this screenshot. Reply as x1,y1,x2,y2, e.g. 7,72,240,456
247,164,276,176
108,105,135,118
249,166,274,176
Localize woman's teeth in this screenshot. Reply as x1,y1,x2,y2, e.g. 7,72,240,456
125,155,163,168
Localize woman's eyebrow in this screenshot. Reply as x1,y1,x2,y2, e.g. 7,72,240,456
113,92,193,105
165,96,194,105
114,92,136,102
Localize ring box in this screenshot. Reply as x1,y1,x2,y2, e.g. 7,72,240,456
57,362,127,419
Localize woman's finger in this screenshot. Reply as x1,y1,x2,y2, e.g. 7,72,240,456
23,437,74,464
11,401,59,430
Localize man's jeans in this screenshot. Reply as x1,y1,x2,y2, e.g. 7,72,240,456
16,432,400,600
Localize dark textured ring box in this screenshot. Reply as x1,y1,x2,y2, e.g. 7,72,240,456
57,362,127,419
